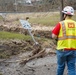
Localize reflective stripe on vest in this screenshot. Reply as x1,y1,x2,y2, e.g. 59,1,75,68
58,21,76,40
57,20,76,49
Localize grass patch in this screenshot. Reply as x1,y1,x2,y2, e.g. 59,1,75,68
0,31,31,40
30,12,60,26
30,12,76,26
0,73,3,75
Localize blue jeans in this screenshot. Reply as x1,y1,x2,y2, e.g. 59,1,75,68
56,50,76,75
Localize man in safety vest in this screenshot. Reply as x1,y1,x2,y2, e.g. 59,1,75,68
52,6,76,75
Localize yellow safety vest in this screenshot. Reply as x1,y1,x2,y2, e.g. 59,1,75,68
57,19,76,50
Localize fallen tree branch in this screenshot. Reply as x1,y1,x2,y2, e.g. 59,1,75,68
19,42,56,64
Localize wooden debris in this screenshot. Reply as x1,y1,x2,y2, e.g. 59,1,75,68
19,41,56,64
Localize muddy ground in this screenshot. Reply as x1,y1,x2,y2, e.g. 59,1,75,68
0,15,74,75
0,30,68,75
0,53,68,75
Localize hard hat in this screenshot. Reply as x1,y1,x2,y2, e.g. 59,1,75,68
62,6,74,15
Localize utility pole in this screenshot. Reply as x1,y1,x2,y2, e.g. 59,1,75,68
14,0,17,12
60,0,64,21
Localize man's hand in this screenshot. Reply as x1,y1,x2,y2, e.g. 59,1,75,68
52,33,57,39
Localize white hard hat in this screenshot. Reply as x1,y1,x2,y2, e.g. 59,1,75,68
62,6,74,15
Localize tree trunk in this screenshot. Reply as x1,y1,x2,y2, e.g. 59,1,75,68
60,0,64,21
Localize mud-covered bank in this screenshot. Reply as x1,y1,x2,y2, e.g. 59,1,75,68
0,36,68,75
0,54,57,75
0,36,56,75
0,54,68,75
0,39,35,59
0,38,57,75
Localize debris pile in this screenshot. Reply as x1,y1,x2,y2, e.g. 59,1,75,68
19,40,56,64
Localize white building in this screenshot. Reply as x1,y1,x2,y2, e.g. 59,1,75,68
26,0,32,4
